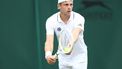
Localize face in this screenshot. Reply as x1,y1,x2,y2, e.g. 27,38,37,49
58,1,73,16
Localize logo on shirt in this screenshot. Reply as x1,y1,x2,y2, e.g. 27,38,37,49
57,27,61,32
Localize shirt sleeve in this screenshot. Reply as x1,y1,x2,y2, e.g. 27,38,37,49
74,15,85,31
45,18,54,35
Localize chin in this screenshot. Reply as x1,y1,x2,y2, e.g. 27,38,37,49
67,13,71,16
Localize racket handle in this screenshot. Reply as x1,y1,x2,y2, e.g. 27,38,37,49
53,53,58,59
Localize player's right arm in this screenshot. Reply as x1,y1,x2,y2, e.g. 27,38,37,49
45,35,54,53
45,34,56,64
45,17,57,64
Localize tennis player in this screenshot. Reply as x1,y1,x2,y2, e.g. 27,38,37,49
45,0,88,69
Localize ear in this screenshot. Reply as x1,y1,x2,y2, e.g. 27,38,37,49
57,4,60,9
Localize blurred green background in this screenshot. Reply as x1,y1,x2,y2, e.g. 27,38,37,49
0,0,122,69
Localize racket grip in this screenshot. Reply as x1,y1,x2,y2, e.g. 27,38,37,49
53,53,58,59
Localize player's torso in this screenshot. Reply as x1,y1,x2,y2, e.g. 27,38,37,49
50,12,87,61
54,21,74,37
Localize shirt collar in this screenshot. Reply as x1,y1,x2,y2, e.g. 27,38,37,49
57,11,74,23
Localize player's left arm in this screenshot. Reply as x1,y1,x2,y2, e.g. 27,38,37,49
67,26,82,49
71,15,85,44
71,27,82,43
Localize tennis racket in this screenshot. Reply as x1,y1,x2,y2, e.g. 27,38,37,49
58,29,74,55
53,29,74,59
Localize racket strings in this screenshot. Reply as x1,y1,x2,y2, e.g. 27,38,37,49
59,30,73,54
61,31,70,48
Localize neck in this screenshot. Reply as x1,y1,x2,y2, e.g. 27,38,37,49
60,13,70,24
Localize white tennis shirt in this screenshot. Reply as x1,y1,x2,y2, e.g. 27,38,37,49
46,11,87,64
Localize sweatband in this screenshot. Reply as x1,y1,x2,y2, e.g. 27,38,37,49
45,51,52,59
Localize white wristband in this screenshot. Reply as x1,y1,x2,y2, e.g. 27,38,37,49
45,51,52,59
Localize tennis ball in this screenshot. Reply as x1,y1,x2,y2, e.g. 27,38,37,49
64,47,70,53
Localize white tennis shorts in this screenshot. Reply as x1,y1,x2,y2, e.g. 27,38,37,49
58,61,87,69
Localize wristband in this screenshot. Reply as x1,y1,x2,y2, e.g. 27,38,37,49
45,51,52,59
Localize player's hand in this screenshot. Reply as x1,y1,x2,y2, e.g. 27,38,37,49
68,37,75,47
46,55,57,64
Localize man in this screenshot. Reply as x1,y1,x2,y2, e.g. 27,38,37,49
45,0,88,69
